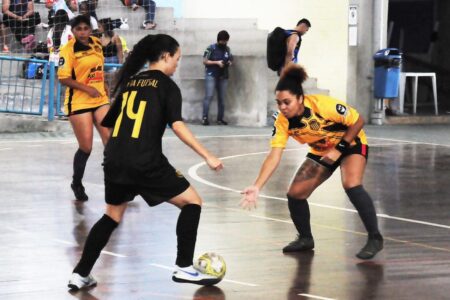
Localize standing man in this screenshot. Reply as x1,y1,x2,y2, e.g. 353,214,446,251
282,18,311,72
202,30,233,126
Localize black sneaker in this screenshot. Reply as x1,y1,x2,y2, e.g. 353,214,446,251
201,117,209,126
356,236,384,259
71,183,88,202
217,120,228,125
282,235,314,253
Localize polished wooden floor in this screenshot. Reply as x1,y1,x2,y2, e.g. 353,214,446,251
0,125,449,300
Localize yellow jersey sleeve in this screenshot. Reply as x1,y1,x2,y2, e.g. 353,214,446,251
270,113,289,148
57,43,74,79
314,95,360,127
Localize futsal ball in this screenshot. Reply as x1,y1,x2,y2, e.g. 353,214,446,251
194,252,226,279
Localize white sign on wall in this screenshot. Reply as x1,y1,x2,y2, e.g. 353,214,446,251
349,5,358,25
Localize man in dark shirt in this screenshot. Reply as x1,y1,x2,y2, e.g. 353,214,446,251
282,18,311,73
201,30,233,126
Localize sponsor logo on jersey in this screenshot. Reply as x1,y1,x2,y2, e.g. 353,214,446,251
59,57,65,66
336,104,348,116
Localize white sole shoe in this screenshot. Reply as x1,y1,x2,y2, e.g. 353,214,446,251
68,273,97,291
172,265,221,286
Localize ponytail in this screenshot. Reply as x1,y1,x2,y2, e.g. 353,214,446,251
275,63,308,97
113,34,180,95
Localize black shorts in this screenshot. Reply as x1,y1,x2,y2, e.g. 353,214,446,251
105,166,190,206
307,143,369,173
67,103,110,116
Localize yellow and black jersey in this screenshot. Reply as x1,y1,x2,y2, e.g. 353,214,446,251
271,94,367,155
58,36,109,115
101,70,183,185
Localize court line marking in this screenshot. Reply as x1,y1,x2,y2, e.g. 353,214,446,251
187,150,450,230
298,293,336,300
0,148,12,151
150,263,259,287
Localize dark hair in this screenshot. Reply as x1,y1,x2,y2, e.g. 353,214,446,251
99,18,114,38
113,34,180,95
217,30,230,42
297,18,311,27
78,1,89,12
275,63,308,97
70,15,92,29
53,9,69,49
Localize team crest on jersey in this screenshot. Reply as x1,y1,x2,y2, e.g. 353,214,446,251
308,119,320,131
336,104,348,116
59,57,65,66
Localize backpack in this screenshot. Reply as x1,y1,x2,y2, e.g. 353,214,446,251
266,27,298,71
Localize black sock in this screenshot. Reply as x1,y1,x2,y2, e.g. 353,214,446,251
73,214,118,276
287,195,313,238
345,185,381,239
73,149,91,186
175,204,201,267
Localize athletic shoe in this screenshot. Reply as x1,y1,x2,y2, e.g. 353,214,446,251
172,265,221,286
131,3,139,11
68,273,97,290
217,120,228,125
71,183,88,202
282,235,315,253
119,18,129,30
356,236,384,259
36,22,49,28
201,117,209,126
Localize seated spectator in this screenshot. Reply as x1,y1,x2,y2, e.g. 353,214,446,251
47,9,72,54
121,0,156,30
0,13,10,52
78,1,97,31
98,18,123,67
46,0,77,21
2,0,41,51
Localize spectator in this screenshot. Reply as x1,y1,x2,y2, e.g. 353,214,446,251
78,0,97,20
78,1,97,31
0,13,9,52
201,30,233,126
98,18,123,69
47,9,72,54
122,0,156,30
282,18,311,72
2,0,41,51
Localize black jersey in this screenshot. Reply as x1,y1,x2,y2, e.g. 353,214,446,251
101,70,183,185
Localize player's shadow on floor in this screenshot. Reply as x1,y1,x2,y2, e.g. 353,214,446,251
285,250,315,299
355,261,384,299
193,285,226,300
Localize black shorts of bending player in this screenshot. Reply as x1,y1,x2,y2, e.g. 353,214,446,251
306,143,369,173
105,166,190,206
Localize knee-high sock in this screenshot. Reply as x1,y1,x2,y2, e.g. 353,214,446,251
346,185,381,238
73,214,118,276
287,195,313,238
73,149,91,185
176,204,201,267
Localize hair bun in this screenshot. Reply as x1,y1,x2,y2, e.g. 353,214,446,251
280,63,308,85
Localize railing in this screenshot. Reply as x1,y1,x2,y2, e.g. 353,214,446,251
0,56,121,121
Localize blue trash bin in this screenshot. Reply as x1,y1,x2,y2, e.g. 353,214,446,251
373,48,402,98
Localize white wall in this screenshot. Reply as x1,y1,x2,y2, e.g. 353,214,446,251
181,0,350,101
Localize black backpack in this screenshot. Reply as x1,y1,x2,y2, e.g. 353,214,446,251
266,27,298,71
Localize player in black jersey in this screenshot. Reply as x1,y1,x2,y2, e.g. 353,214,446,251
68,34,224,290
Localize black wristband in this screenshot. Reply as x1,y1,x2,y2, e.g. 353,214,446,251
335,139,350,153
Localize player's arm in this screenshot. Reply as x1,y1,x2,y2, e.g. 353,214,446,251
171,121,223,171
284,34,299,68
59,77,101,98
240,147,283,210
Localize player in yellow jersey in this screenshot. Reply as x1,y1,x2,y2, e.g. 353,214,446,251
58,15,110,202
241,64,383,260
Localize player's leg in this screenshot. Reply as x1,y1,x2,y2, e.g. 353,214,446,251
283,156,333,252
341,152,383,259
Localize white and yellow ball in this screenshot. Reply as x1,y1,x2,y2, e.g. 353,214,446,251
194,252,226,280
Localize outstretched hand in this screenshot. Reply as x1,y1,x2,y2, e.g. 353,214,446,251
240,185,259,210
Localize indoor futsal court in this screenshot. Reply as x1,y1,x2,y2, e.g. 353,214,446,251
0,124,449,300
